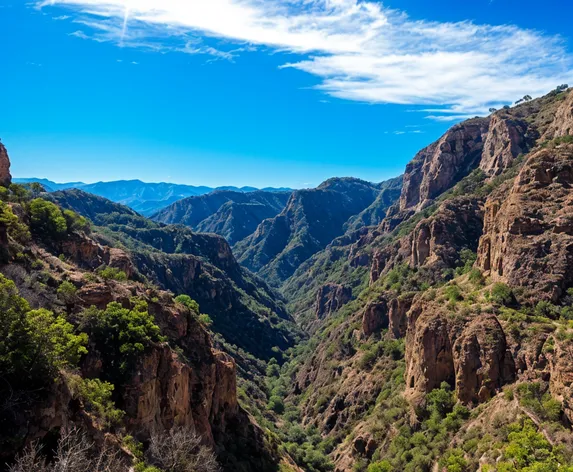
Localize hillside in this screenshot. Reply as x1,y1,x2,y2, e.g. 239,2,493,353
153,190,291,244
0,148,298,472
46,188,300,362
233,178,396,286
266,86,573,472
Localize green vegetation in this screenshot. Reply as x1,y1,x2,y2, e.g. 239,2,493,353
489,282,514,305
79,300,164,382
515,382,562,422
97,266,128,281
496,420,572,472
29,198,68,239
0,274,87,385
67,374,124,426
57,280,78,306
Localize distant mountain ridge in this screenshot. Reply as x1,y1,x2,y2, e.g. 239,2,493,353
14,178,293,216
153,189,292,244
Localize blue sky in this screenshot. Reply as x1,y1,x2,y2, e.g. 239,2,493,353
1,0,572,188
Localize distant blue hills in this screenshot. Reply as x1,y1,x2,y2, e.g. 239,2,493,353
14,178,293,216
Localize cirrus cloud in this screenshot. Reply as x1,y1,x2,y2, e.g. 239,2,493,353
38,0,573,119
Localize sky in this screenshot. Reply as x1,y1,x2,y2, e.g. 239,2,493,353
1,0,573,188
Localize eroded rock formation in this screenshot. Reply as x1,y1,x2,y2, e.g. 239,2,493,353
477,144,573,301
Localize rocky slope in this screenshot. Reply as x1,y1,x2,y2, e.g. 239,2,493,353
153,190,291,244
47,189,300,362
0,148,294,472
267,87,573,472
234,178,398,287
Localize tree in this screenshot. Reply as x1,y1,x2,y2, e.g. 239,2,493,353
29,198,67,239
489,108,498,113
63,209,91,233
81,301,164,381
0,274,87,383
57,281,78,307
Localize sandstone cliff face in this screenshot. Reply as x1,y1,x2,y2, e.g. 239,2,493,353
543,90,573,139
399,118,489,212
371,197,483,284
480,115,529,176
0,142,12,187
315,283,352,319
361,293,412,338
477,144,573,302
405,302,515,405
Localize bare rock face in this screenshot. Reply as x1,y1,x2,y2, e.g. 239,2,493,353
361,301,388,337
0,142,12,187
405,301,515,405
477,144,573,301
361,293,412,338
452,315,515,404
548,340,573,423
371,198,483,284
315,283,352,319
480,115,529,176
123,345,238,447
399,118,489,212
543,90,573,139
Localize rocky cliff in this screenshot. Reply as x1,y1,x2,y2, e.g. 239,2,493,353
477,144,573,302
270,87,573,472
0,141,11,187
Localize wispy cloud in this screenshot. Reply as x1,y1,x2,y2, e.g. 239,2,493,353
38,0,573,119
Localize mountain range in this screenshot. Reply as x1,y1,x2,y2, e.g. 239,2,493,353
13,177,293,216
1,85,573,472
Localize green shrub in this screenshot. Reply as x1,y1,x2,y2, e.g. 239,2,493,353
97,266,128,281
444,285,462,303
367,460,392,472
534,301,560,319
268,395,285,414
489,283,513,305
440,448,468,472
0,274,87,384
468,269,484,286
174,294,200,314
29,198,68,239
63,209,90,233
199,313,213,326
68,375,124,426
57,280,78,306
0,201,30,243
455,249,477,276
80,301,164,381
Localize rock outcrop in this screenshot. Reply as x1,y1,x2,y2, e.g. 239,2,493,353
543,89,573,139
0,142,12,187
405,303,515,405
371,197,484,284
315,283,352,319
477,144,573,302
399,118,489,212
361,293,412,338
480,115,529,176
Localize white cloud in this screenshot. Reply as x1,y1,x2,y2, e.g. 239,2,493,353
39,0,573,119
